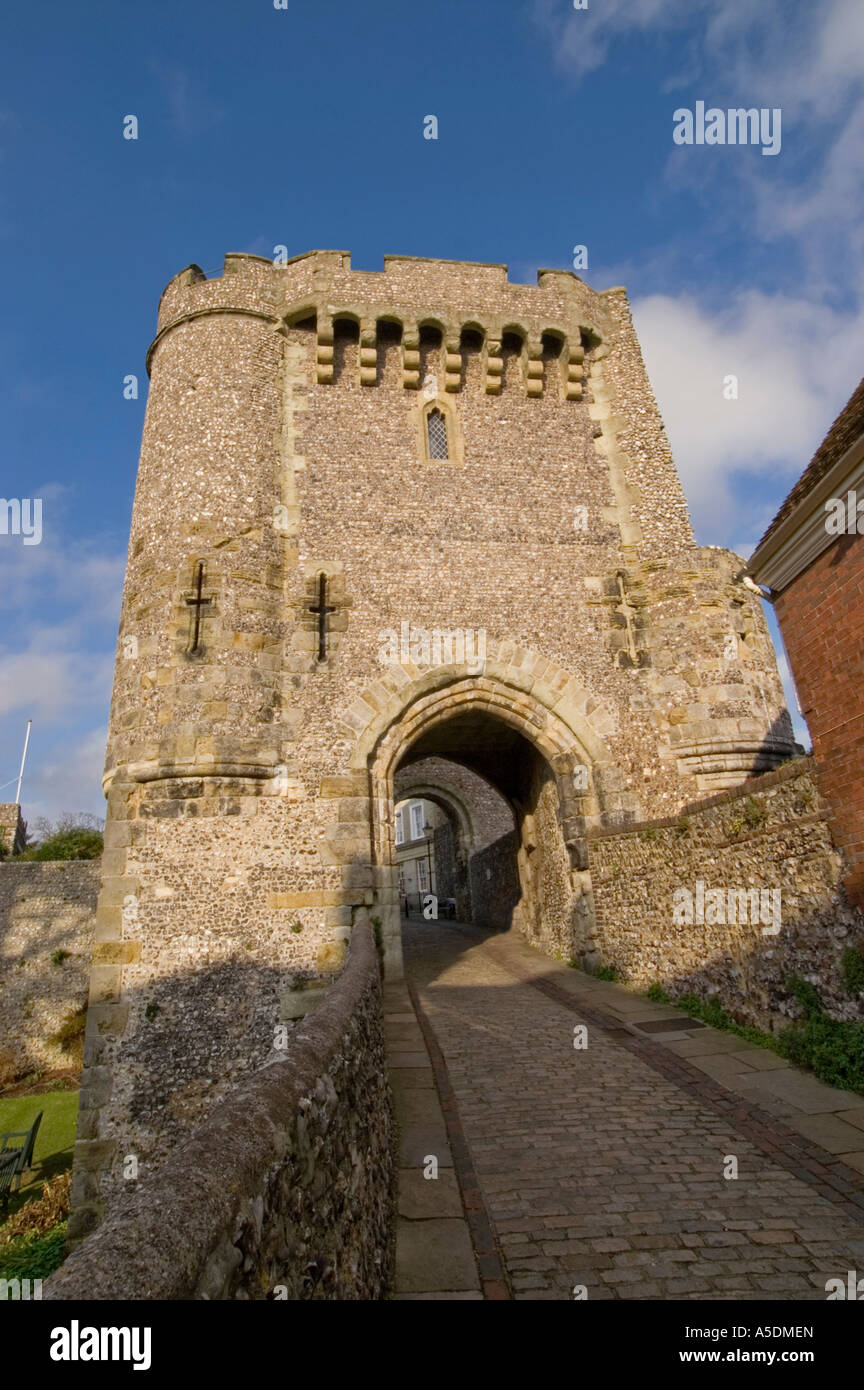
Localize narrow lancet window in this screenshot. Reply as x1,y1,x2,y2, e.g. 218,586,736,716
426,407,448,459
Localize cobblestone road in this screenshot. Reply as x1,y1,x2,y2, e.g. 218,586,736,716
403,919,864,1300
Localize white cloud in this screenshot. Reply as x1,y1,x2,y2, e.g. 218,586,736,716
0,644,114,723
633,289,864,541
534,0,695,80
20,726,108,826
0,543,124,626
538,0,864,278
536,0,864,103
0,514,122,824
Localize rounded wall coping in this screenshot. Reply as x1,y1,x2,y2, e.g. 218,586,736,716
46,922,381,1302
588,755,818,842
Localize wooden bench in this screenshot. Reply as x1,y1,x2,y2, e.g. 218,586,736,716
0,1111,43,1214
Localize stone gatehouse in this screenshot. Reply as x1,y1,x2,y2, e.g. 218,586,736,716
70,249,796,1240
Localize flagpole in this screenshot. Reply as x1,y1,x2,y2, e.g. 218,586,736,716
15,720,32,805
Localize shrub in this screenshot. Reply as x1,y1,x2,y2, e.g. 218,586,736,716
743,796,767,830
22,828,103,861
0,1225,67,1282
778,972,864,1094
841,945,864,996
786,973,822,1019
777,1014,864,1095
646,982,670,1004
13,813,103,862
594,964,620,982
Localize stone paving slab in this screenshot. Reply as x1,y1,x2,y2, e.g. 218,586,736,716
389,1067,435,1090
665,1033,757,1056
386,1051,431,1068
385,1026,427,1047
399,1125,454,1168
736,1069,863,1114
385,974,485,1300
727,1048,790,1071
783,1113,864,1153
403,918,864,1302
399,1169,464,1219
393,1088,450,1127
394,1219,479,1293
686,1054,757,1081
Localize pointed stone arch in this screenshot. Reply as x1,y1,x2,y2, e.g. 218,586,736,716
393,780,476,852
340,644,616,774
331,645,617,975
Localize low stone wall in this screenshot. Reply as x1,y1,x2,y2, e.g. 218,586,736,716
587,758,864,1031
0,861,99,1080
48,922,393,1301
0,804,25,854
469,830,520,930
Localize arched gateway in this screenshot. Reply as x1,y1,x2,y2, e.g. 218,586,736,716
344,660,615,976
68,248,796,1239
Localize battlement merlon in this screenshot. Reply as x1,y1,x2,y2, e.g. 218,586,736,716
149,249,627,375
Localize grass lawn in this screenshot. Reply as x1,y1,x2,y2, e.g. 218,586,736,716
0,1090,78,1219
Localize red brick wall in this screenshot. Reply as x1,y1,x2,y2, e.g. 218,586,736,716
774,531,864,904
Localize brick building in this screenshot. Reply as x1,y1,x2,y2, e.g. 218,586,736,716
749,375,864,906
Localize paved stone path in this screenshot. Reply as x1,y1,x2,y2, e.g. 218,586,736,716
391,919,864,1301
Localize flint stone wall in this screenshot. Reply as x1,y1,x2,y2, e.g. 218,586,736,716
0,861,99,1077
0,804,25,854
469,831,521,931
587,758,864,1031
47,922,392,1301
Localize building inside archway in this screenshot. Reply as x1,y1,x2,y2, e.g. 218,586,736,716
394,796,447,907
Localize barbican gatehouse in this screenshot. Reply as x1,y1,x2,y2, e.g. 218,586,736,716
69,249,795,1239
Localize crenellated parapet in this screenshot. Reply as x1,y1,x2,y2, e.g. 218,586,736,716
148,250,613,403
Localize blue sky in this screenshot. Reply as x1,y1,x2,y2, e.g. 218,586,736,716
2,0,862,824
